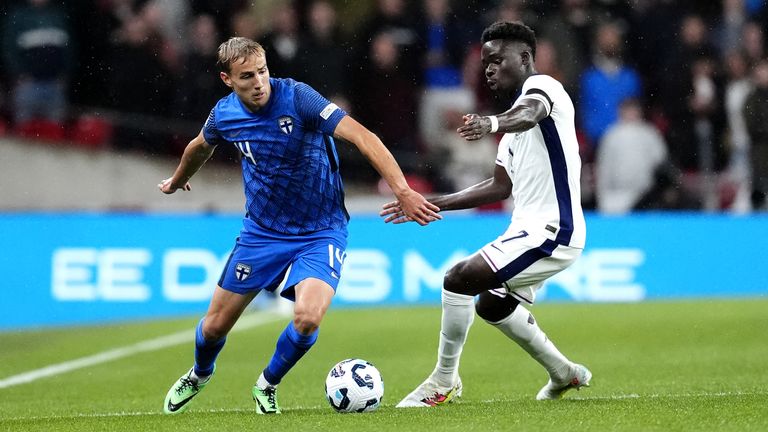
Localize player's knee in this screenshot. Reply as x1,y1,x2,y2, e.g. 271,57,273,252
293,308,322,334
202,318,229,341
443,262,470,294
475,291,520,323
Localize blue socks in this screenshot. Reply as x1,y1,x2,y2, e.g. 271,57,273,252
193,318,226,377
263,322,319,385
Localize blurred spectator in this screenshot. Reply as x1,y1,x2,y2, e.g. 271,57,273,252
661,14,717,171
260,2,303,80
174,14,228,123
355,0,424,88
723,50,753,212
634,160,702,211
229,8,263,41
579,21,642,147
744,59,768,210
741,21,765,65
1,0,74,126
538,0,595,94
417,0,475,162
596,98,668,214
297,0,349,101
690,55,728,209
190,0,248,38
626,0,681,113
714,0,749,57
107,15,173,153
143,0,189,54
172,13,237,163
534,38,566,85
431,104,496,192
348,31,422,183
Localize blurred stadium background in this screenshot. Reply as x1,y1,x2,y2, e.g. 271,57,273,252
0,0,767,429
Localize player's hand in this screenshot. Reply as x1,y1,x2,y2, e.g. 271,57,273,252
158,177,191,194
379,191,441,225
457,113,492,141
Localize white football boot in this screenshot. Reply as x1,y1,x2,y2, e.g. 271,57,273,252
536,363,592,400
396,376,463,408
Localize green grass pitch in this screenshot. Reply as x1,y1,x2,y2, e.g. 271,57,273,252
1,299,767,431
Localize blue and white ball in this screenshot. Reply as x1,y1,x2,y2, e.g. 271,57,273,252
325,358,384,413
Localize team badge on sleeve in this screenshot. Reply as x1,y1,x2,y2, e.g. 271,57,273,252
235,263,251,281
278,116,293,134
320,103,339,120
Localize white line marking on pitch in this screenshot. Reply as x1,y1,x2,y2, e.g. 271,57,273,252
0,312,285,390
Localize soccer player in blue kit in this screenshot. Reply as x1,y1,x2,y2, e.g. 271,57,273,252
159,37,440,415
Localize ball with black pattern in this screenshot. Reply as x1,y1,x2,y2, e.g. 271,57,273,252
325,358,384,413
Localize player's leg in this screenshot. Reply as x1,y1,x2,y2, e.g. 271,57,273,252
196,286,258,376
164,286,257,414
252,278,334,414
397,253,497,408
478,237,591,399
253,231,345,414
474,289,591,400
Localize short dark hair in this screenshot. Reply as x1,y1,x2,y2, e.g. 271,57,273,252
481,21,537,59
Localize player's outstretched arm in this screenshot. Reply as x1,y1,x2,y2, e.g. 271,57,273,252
457,98,547,141
380,165,511,224
158,130,215,194
333,116,441,226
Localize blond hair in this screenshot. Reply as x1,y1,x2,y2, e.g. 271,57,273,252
216,37,266,73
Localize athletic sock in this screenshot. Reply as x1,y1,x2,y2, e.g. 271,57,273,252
193,318,226,378
489,305,572,382
256,372,274,390
262,322,318,386
431,288,475,388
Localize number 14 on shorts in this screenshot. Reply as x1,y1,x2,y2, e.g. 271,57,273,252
328,244,346,278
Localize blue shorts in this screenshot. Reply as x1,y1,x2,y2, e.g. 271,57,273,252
218,221,347,301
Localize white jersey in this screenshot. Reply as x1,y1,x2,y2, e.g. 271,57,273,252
496,74,586,248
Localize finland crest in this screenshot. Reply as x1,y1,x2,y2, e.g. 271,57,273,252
278,116,293,134
235,263,251,281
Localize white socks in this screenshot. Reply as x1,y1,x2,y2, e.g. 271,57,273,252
256,372,276,389
431,289,475,388
190,369,211,384
490,305,572,382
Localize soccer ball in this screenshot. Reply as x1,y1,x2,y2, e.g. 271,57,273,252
325,358,384,413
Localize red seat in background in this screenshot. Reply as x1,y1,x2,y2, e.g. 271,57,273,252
15,119,66,142
69,115,113,149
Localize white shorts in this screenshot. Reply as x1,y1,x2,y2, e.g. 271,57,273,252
479,228,582,304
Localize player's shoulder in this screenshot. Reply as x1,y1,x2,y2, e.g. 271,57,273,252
271,76,296,89
273,77,314,94
522,74,564,92
213,92,239,112
273,77,319,103
205,92,237,127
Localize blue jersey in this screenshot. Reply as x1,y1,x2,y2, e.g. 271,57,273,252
203,78,349,235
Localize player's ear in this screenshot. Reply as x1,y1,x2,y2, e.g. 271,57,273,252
220,71,233,88
521,51,531,66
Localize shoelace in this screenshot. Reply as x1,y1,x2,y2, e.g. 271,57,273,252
263,387,277,408
176,376,199,395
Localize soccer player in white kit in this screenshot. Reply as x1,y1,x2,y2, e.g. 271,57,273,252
381,21,592,407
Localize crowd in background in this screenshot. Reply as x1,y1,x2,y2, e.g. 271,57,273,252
1,0,768,213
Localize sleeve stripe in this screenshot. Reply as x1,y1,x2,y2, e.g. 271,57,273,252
524,88,553,115
525,88,553,107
